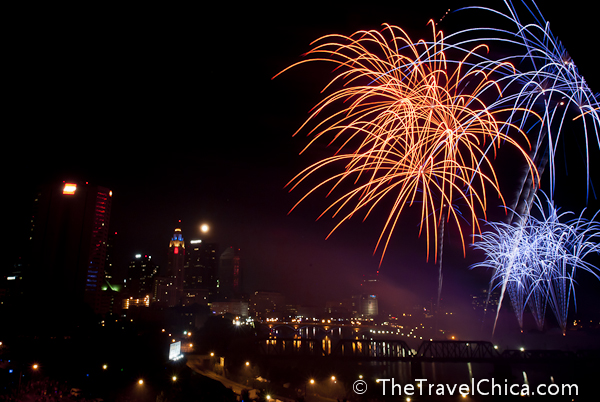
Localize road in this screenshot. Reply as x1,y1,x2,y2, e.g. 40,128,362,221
186,354,295,401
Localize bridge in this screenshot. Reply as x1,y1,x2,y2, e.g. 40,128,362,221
261,321,372,339
258,338,413,359
415,340,500,362
258,339,581,364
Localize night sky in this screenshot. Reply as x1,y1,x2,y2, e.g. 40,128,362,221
6,1,599,321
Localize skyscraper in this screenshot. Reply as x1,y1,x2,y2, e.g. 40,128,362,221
29,181,112,314
356,274,380,318
218,247,241,300
166,227,185,306
126,254,158,299
185,240,218,300
104,231,117,285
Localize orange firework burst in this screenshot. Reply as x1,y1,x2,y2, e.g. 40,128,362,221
274,22,538,263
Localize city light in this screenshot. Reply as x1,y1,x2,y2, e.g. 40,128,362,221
62,183,77,195
9,7,600,402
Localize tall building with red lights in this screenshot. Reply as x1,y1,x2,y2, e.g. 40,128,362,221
167,227,185,306
218,247,241,300
29,181,112,315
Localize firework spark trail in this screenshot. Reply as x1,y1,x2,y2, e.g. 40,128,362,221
445,0,600,210
437,1,600,333
274,21,538,301
472,192,600,335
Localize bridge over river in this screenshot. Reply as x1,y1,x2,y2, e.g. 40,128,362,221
259,338,592,363
253,338,598,399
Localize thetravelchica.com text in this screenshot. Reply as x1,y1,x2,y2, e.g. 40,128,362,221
351,378,579,397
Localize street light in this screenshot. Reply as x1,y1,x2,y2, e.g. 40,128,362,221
200,224,209,233
305,379,315,397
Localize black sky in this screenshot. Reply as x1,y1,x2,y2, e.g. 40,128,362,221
6,1,599,320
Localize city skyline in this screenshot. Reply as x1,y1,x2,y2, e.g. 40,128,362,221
2,4,600,401
6,1,600,327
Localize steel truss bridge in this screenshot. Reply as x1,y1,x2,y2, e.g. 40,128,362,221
258,339,584,363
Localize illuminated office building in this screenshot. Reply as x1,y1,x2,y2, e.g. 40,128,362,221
152,276,170,305
218,247,241,300
126,254,158,299
29,181,112,315
167,227,185,306
185,239,218,301
353,274,380,318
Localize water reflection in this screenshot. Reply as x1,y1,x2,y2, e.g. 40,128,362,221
258,336,573,395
